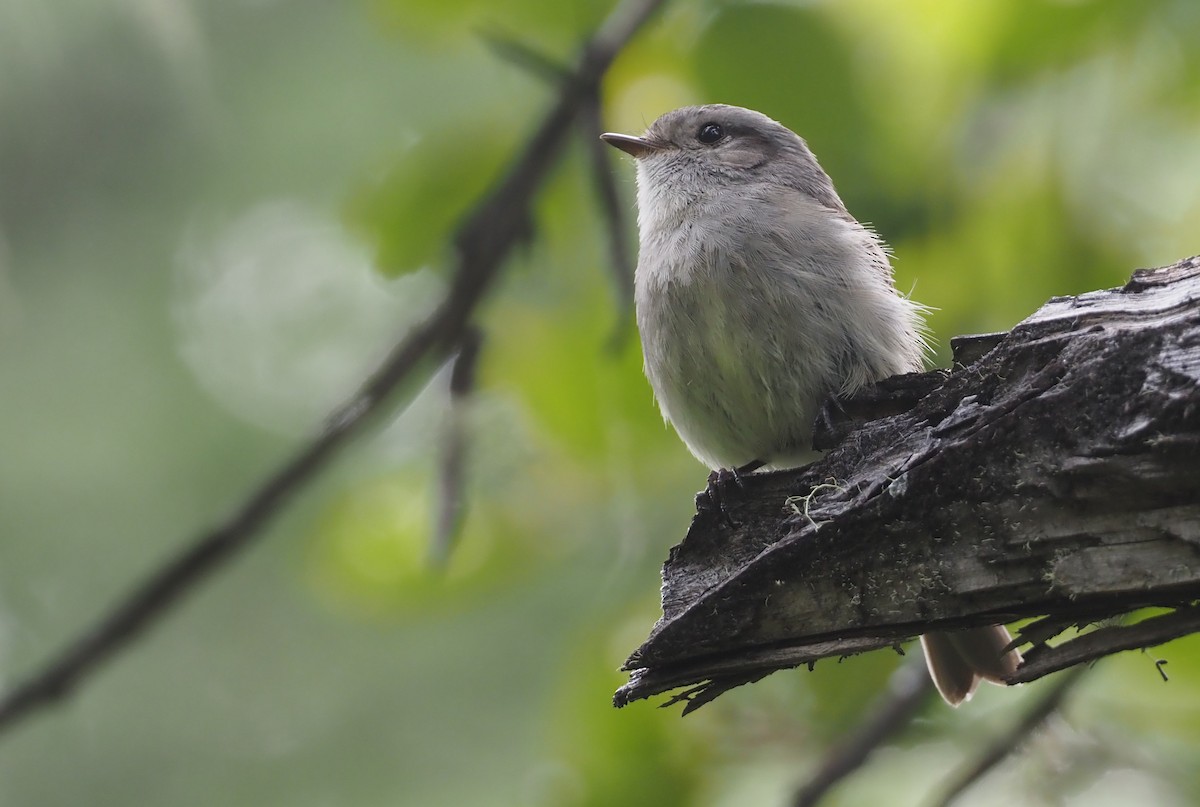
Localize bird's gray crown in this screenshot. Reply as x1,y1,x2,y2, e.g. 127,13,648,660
637,104,846,213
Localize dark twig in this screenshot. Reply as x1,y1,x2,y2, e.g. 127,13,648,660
579,90,636,350
1011,606,1200,684
663,670,772,716
431,328,484,568
931,665,1090,807
479,29,572,84
793,658,936,807
0,0,668,738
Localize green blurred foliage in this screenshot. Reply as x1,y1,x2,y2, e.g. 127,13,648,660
693,4,873,197
2,0,1200,806
370,0,610,47
304,470,551,617
347,128,519,277
542,624,707,807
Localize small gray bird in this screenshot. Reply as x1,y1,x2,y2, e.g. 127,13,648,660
601,104,1020,706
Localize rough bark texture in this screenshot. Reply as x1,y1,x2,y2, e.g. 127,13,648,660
617,257,1200,712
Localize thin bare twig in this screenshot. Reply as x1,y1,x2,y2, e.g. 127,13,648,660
431,327,483,568
0,0,667,737
793,657,936,807
480,21,637,350
478,29,571,84
579,90,636,350
931,665,1090,807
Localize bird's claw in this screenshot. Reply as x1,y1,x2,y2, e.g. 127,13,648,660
696,461,763,527
812,394,850,451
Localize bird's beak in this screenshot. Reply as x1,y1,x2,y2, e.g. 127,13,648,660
600,132,663,159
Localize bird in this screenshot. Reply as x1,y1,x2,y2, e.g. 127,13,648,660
601,103,1020,705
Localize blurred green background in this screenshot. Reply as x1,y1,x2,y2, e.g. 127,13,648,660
2,0,1199,805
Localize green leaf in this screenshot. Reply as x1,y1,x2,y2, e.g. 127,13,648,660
344,126,516,278
542,615,707,807
304,471,547,616
987,0,1173,83
691,3,871,189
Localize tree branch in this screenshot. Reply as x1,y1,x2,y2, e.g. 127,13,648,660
430,327,484,568
0,0,667,738
932,665,1089,807
579,89,636,350
616,256,1200,711
792,657,936,807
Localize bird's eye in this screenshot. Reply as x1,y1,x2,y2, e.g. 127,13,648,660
697,122,723,144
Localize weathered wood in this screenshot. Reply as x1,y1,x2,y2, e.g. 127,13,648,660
617,257,1200,711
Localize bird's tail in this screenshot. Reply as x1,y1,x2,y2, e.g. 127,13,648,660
921,626,1022,706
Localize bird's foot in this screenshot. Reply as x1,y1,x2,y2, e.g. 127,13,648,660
696,460,765,527
812,394,850,451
